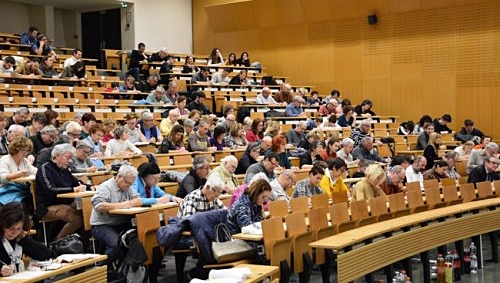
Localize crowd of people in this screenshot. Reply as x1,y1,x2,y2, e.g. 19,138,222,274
0,30,498,282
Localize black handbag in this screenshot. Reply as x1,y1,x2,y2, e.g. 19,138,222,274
50,233,85,256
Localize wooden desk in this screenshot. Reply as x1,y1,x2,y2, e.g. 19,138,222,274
1,254,107,283
310,198,500,283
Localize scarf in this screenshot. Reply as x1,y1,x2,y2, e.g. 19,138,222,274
2,238,24,272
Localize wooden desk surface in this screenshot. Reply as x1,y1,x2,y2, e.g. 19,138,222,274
310,197,500,251
109,202,178,215
58,191,96,198
1,254,106,283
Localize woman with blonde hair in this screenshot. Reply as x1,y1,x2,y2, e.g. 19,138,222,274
424,132,441,170
351,164,386,201
264,121,281,138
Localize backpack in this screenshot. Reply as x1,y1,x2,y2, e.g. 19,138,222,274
116,229,149,283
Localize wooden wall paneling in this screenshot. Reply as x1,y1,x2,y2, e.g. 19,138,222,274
300,0,333,23
362,79,391,115
418,0,455,10
355,0,391,17
327,0,362,22
421,75,456,121
386,0,421,14
390,77,423,123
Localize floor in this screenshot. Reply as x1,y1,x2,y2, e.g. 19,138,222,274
157,234,500,282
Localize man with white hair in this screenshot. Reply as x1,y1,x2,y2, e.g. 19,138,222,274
7,107,30,128
286,121,307,146
208,155,239,193
269,169,296,206
146,86,168,104
159,108,180,137
90,164,142,266
30,125,58,156
165,81,180,104
177,175,226,218
256,87,279,105
138,111,163,142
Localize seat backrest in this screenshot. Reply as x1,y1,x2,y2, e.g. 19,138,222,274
311,193,329,208
405,181,421,192
440,178,456,187
290,196,309,214
475,181,493,199
329,202,350,226
494,180,500,194
136,210,161,266
423,179,439,190
442,185,459,202
455,160,467,177
262,217,287,261
349,200,370,221
460,183,477,202
331,191,348,204
284,212,308,237
424,186,443,208
368,195,390,219
406,190,426,209
388,192,407,213
268,200,289,219
173,153,192,166
308,207,329,236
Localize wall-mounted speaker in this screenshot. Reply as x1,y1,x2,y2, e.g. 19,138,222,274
368,14,378,25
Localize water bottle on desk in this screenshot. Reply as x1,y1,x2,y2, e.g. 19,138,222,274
470,242,478,274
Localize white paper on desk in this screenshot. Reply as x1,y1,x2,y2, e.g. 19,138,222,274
134,142,150,146
209,267,251,282
241,222,263,235
55,253,99,263
7,270,47,279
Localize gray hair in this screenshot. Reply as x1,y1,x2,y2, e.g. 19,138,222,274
193,155,210,170
168,81,178,88
249,172,269,184
40,125,57,134
15,107,29,115
8,124,25,134
389,165,405,175
204,175,225,192
113,126,126,138
117,164,139,178
341,138,354,147
486,142,499,152
361,136,373,146
360,119,372,126
444,151,458,160
141,111,154,120
65,121,82,133
297,121,307,128
221,155,237,166
169,109,180,116
155,86,165,93
51,143,76,159
261,87,271,94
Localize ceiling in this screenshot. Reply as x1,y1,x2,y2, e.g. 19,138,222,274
4,0,132,11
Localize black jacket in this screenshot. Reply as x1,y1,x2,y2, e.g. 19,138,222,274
176,169,206,198
468,166,499,183
35,160,80,209
0,237,55,273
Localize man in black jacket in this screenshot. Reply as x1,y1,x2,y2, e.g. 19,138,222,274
468,157,499,183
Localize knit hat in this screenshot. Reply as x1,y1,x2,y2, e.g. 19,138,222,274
137,162,161,177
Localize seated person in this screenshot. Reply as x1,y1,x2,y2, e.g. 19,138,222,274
319,158,348,198
269,170,296,206
336,138,358,166
225,123,248,148
104,126,142,157
351,159,373,178
467,157,499,183
351,164,386,201
186,91,210,115
137,112,163,143
0,203,55,277
337,105,356,128
39,55,59,78
59,61,86,80
380,165,406,195
318,101,338,116
433,114,453,134
0,56,15,77
284,96,307,117
292,165,325,198
467,142,498,174
207,155,239,193
236,143,260,175
269,134,291,169
31,34,55,56
90,165,142,266
146,86,169,104
405,156,427,183
159,109,180,137
422,160,449,182
161,125,187,153
320,138,340,161
306,90,321,106
188,119,211,152
416,123,435,150
455,119,484,144
177,175,225,218
209,125,227,151
35,144,87,239
229,69,250,85
210,68,231,86
353,99,376,116
0,136,38,211
352,137,389,163
70,139,99,173
227,178,271,234
454,141,475,158
285,121,306,146
13,58,42,78
176,156,211,198
132,162,182,205
244,152,279,184
256,87,279,105
300,141,324,168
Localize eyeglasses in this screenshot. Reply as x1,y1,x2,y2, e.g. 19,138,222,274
210,187,222,195
69,132,81,138
80,149,93,155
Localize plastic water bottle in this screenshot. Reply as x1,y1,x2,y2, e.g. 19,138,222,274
445,252,453,283
452,249,461,281
437,254,446,283
470,242,478,274
463,246,471,274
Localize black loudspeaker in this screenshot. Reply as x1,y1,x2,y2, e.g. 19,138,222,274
368,14,378,25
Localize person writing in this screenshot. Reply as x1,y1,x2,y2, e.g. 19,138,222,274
132,162,183,205
0,202,55,277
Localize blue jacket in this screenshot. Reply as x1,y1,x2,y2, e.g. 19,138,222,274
226,193,264,234
132,176,172,206
156,209,228,263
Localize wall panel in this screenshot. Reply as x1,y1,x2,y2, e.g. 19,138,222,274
193,0,500,139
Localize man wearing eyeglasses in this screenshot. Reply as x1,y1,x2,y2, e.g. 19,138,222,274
177,175,225,218
244,152,279,184
380,165,406,195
